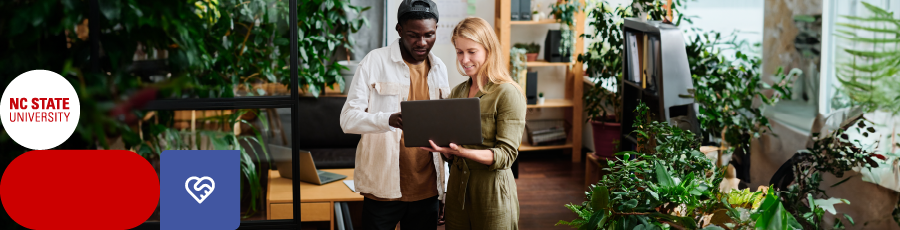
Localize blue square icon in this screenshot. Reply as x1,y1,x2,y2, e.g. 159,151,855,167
161,150,240,230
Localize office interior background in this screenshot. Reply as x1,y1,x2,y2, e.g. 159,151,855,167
2,0,900,229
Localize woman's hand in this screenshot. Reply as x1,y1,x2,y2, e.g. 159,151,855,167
421,140,463,160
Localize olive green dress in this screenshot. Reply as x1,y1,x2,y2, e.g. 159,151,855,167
444,79,526,230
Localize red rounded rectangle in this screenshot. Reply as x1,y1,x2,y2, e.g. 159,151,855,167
1,150,160,229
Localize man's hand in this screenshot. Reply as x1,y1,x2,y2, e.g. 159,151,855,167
389,112,403,129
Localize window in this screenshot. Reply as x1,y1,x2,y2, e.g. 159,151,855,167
820,0,900,115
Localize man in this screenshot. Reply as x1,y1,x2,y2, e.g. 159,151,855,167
339,0,450,229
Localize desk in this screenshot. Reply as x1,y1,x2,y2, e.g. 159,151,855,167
267,169,362,230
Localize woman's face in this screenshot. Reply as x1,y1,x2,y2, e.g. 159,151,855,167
454,37,486,77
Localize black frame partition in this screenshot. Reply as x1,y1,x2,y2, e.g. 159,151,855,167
129,0,302,228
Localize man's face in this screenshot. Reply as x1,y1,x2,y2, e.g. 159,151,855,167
396,18,437,62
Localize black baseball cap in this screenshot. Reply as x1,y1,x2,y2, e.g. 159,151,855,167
398,0,439,21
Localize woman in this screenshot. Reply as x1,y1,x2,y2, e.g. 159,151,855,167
421,17,526,230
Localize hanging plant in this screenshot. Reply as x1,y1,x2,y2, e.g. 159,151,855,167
510,47,527,83
551,0,583,60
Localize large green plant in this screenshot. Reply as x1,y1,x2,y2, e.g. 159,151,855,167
687,29,799,165
558,102,802,229
833,2,900,114
580,1,630,123
297,0,370,97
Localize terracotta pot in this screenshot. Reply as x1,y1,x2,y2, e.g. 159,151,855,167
526,53,538,62
591,120,621,157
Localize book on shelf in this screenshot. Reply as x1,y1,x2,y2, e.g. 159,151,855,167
511,0,520,20
520,0,532,21
626,32,640,84
646,35,660,94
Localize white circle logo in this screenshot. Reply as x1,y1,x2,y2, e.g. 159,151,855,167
0,70,80,150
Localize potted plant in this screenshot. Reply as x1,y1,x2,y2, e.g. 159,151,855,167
538,92,545,104
513,43,541,62
532,4,545,21
579,1,631,157
525,43,540,61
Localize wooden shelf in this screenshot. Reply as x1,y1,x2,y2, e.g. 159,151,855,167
526,60,572,67
519,140,573,152
510,19,559,25
527,99,573,108
499,0,585,162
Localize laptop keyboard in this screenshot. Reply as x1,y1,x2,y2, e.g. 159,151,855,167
317,170,344,182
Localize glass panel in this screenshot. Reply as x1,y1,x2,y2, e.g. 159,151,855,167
103,0,293,99
141,108,287,223
822,0,900,114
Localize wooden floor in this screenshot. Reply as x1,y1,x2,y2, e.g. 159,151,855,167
511,150,586,229
303,150,587,230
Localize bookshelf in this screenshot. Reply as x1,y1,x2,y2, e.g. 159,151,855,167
618,18,696,152
496,0,586,162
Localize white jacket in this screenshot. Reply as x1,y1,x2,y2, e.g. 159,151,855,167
340,39,451,200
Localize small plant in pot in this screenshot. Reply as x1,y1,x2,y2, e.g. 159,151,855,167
538,92,545,104
514,42,541,62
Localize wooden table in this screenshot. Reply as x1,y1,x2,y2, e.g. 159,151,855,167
266,169,363,229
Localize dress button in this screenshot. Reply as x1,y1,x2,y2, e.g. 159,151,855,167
463,171,466,174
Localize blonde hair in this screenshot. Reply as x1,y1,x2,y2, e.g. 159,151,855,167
451,17,524,96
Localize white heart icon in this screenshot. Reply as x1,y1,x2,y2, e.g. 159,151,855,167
185,176,216,204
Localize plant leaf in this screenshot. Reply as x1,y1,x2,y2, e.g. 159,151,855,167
813,197,850,215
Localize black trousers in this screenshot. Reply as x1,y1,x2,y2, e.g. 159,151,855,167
362,195,439,230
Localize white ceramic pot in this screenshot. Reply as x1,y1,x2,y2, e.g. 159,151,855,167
537,97,545,105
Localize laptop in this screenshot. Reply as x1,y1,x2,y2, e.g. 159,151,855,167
268,144,347,185
401,98,483,147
